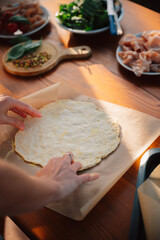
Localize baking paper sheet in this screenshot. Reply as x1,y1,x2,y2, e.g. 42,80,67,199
0,82,160,220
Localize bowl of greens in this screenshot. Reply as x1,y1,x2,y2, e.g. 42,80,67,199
55,0,124,34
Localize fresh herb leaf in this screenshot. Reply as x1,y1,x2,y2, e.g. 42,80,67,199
7,40,42,61
8,36,32,45
7,44,25,61
9,15,31,24
23,39,42,54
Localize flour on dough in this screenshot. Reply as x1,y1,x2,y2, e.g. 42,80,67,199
14,100,120,170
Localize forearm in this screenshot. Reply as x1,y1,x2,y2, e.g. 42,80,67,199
0,161,58,216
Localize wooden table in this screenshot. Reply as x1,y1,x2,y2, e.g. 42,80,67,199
0,0,160,239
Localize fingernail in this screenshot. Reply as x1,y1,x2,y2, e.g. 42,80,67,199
68,153,72,159
35,110,42,117
79,162,83,168
66,152,74,161
33,111,41,117
37,113,42,117
90,173,99,180
19,124,24,131
33,110,42,118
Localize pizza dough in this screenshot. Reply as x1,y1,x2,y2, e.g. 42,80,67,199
14,100,120,170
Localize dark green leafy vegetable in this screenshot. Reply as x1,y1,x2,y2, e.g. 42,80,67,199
23,40,42,54
7,44,25,61
8,36,32,45
57,0,109,31
7,40,42,61
9,15,31,24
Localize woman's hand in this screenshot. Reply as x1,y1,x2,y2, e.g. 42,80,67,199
0,94,41,130
0,153,99,216
36,153,99,202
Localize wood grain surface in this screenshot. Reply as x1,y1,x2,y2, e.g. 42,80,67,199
0,0,160,239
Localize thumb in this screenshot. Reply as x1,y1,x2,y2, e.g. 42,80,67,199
5,116,24,130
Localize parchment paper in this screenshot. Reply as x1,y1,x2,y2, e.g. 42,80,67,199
138,165,160,240
0,82,160,220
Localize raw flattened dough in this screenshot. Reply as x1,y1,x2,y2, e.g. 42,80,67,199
14,100,120,170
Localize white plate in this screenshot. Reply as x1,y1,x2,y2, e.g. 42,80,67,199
55,7,124,35
116,32,160,76
0,6,50,39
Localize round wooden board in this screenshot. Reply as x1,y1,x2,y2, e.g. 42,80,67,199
2,41,91,77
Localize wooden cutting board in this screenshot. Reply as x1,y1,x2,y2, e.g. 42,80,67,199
2,41,92,77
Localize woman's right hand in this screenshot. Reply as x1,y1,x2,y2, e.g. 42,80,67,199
36,153,99,201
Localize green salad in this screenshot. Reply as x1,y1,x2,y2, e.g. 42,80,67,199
56,0,109,31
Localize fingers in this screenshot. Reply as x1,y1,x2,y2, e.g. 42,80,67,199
49,157,62,166
78,172,99,184
45,152,99,186
63,153,74,164
9,99,41,118
0,95,41,130
5,116,24,130
71,161,82,172
11,108,27,118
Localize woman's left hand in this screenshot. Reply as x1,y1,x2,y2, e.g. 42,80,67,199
0,95,41,130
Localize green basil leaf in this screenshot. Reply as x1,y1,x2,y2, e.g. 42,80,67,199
23,40,42,54
23,40,42,51
8,36,32,45
9,15,31,24
7,44,25,61
6,40,42,62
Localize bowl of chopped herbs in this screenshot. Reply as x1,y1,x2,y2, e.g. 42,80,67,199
56,0,124,34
